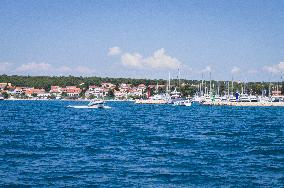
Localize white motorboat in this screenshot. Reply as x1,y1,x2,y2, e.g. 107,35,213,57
170,88,181,99
88,99,105,108
258,96,270,103
249,95,258,102
192,95,203,103
239,94,258,102
173,99,192,106
135,93,171,104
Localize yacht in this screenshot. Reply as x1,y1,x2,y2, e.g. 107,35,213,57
173,99,192,106
259,96,270,103
88,99,105,108
249,95,258,102
135,93,171,104
240,94,258,102
239,94,250,102
192,95,203,103
271,96,284,102
170,88,181,99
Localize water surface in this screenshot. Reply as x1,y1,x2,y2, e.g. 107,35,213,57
0,100,283,187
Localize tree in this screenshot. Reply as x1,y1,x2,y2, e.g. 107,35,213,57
31,93,38,97
114,84,119,91
61,92,68,98
79,91,85,98
107,89,114,98
88,94,96,99
180,84,197,97
20,92,28,99
2,92,9,99
48,94,56,99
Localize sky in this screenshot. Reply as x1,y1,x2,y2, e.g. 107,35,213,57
0,0,284,81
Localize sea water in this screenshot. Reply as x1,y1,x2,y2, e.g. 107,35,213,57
0,100,283,187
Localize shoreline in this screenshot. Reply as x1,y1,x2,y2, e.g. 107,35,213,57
202,101,284,107
3,98,135,102
2,98,284,107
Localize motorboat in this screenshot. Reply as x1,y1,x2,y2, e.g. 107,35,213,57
271,96,284,102
259,96,270,103
192,95,203,103
249,95,258,102
88,99,105,108
135,93,171,104
170,88,181,99
239,94,258,102
173,99,192,106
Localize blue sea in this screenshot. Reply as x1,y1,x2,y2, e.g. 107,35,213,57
0,100,283,187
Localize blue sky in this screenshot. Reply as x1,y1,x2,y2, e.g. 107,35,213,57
0,0,284,81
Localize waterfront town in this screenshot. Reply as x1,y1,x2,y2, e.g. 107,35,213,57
0,79,283,102
0,82,151,100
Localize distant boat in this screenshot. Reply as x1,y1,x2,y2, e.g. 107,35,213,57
173,99,192,106
135,93,171,104
239,94,258,102
170,87,181,99
88,99,105,108
192,95,204,103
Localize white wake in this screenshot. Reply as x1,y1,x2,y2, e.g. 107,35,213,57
67,105,111,109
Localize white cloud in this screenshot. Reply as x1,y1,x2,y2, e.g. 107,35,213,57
201,65,212,73
108,46,121,56
57,66,72,73
231,66,240,74
263,62,284,74
279,62,284,71
247,69,258,74
121,52,143,68
75,66,95,74
120,48,181,70
0,62,13,73
16,62,52,72
14,62,95,75
146,48,180,69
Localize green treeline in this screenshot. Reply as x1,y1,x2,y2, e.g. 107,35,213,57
0,75,165,90
0,74,283,96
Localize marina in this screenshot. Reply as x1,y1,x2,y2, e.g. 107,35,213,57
203,101,284,107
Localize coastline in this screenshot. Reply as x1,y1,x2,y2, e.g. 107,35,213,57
3,98,135,102
202,101,284,107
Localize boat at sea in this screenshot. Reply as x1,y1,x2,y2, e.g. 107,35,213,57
67,99,109,109
88,99,105,108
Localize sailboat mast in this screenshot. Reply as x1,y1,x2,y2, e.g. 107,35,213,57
217,81,220,96
178,67,180,89
227,81,230,98
168,72,171,93
269,82,271,97
201,73,204,96
231,76,234,93
156,81,158,93
209,72,212,94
